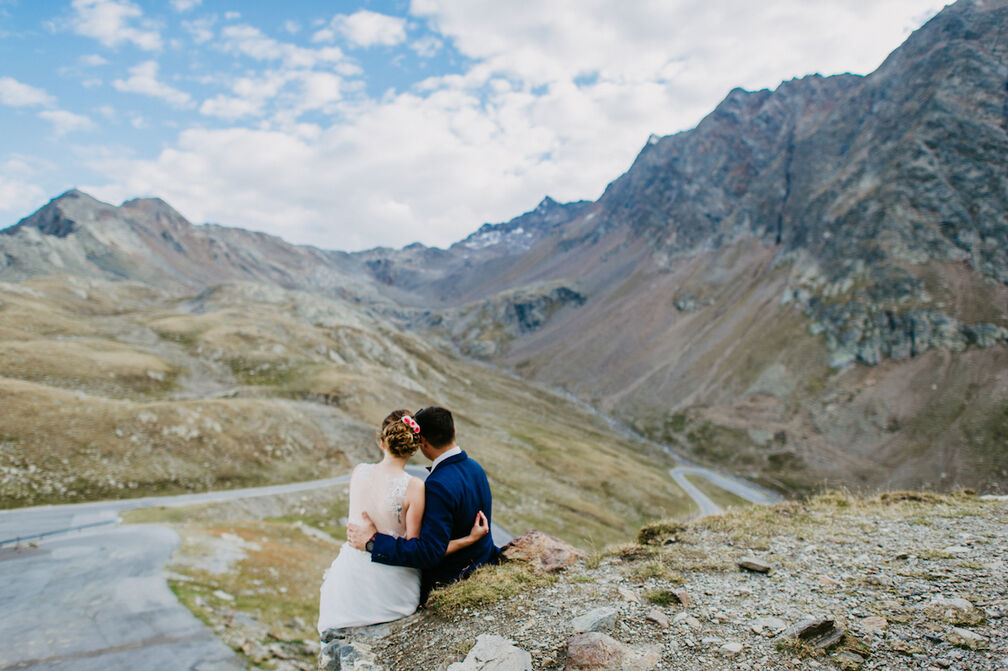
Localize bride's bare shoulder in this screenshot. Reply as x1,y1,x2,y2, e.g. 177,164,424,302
406,475,425,496
350,462,374,480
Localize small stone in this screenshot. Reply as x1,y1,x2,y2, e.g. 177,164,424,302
780,617,845,650
720,642,743,655
674,613,703,630
752,617,787,636
931,596,973,611
738,557,772,574
572,607,618,633
623,644,662,671
645,608,669,628
447,634,532,671
861,616,887,632
935,660,952,669
835,650,864,665
671,590,692,607
566,632,627,670
617,587,640,603
943,545,970,554
818,575,840,588
949,627,986,643
212,589,234,601
701,636,725,647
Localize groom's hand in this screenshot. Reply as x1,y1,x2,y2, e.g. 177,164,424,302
346,512,377,550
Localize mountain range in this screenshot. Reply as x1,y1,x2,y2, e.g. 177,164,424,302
2,0,1006,496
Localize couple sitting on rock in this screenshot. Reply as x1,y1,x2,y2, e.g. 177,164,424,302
317,406,498,633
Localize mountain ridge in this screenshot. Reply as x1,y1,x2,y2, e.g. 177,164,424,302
1,0,1005,495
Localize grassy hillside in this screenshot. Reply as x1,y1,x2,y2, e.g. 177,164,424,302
0,275,690,547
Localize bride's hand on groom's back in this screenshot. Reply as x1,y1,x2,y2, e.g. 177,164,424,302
469,511,489,540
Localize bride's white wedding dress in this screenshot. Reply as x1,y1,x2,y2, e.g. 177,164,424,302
317,464,421,632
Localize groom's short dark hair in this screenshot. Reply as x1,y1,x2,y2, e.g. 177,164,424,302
415,406,455,448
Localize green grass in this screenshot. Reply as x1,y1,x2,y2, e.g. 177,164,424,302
643,589,680,606
425,562,555,614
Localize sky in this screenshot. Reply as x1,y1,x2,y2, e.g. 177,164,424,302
0,0,944,252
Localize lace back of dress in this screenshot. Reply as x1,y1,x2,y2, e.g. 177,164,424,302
348,464,411,538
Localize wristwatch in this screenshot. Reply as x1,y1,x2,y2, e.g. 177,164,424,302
365,535,375,553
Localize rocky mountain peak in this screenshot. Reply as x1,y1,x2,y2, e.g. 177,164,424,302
120,196,192,231
2,188,114,238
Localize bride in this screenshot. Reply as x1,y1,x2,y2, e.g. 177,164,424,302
317,409,487,631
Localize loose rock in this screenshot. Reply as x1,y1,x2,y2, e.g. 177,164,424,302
720,641,743,655
572,607,618,633
447,634,532,671
645,608,669,628
779,617,845,650
566,632,627,670
738,557,772,574
861,616,887,632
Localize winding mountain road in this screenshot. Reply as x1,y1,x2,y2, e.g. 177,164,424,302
0,456,767,670
670,465,781,516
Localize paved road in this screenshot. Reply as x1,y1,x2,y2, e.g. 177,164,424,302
0,468,513,671
0,525,243,671
670,465,781,516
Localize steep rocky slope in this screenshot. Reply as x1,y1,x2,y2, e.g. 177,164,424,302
372,0,1008,494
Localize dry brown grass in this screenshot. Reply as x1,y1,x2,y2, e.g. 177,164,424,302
0,276,693,551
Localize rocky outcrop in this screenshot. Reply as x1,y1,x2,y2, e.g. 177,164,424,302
410,284,586,358
500,529,586,573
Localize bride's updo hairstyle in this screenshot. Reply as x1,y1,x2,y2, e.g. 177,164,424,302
379,409,420,458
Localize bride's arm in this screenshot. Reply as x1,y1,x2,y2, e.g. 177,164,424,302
445,511,488,555
403,478,425,539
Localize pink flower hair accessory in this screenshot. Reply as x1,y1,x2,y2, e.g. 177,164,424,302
402,415,420,433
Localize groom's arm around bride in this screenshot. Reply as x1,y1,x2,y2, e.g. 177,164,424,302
348,406,499,603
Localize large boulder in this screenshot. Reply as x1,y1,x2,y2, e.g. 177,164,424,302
500,529,585,572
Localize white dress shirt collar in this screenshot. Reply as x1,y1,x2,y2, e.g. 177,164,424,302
429,445,462,473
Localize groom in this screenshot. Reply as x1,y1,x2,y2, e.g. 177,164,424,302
346,406,499,603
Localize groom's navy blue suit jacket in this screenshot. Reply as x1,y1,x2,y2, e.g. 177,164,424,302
370,450,498,603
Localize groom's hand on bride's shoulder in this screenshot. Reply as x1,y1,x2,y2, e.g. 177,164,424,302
346,512,377,550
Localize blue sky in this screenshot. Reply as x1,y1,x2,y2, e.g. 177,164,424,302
0,0,943,251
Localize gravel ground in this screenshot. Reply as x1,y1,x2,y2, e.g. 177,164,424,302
368,493,1008,670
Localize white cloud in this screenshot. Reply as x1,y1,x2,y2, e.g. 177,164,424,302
199,71,290,120
0,77,55,107
82,1,948,252
325,10,407,48
112,61,192,108
220,24,347,69
199,68,348,122
0,157,48,224
182,16,215,44
170,0,201,11
80,53,109,66
410,35,442,58
68,0,161,51
39,109,96,136
283,20,301,35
